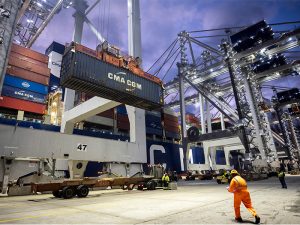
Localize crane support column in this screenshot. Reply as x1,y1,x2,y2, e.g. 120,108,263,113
64,0,88,112
127,0,146,150
0,0,22,95
206,100,212,133
199,93,206,134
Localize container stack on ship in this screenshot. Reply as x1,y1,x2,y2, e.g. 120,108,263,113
0,44,50,121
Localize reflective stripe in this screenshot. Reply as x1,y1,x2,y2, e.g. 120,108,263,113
234,176,247,191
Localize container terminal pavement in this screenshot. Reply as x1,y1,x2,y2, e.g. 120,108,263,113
0,175,299,224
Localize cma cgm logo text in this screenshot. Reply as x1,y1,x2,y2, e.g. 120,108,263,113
108,72,142,90
21,82,30,88
14,90,33,98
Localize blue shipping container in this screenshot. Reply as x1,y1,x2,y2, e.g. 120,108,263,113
48,74,65,99
146,114,162,130
2,85,46,104
4,74,48,95
116,105,127,115
48,74,60,92
165,131,180,139
146,127,163,136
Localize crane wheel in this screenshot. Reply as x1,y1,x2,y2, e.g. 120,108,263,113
62,186,76,199
76,185,89,198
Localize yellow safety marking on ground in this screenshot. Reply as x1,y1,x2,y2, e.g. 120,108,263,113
0,208,81,223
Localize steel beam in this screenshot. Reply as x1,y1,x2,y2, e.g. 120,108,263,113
189,36,223,56
26,0,64,47
16,0,30,23
84,16,105,43
86,0,101,15
183,76,238,123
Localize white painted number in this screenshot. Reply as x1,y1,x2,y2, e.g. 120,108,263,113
77,144,87,152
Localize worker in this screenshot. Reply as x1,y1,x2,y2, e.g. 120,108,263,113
227,170,260,224
278,170,287,189
223,171,231,183
162,173,170,188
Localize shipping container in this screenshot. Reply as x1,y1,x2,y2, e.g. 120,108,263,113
186,113,199,124
6,66,49,85
45,41,66,55
165,131,181,140
164,118,179,128
9,52,47,68
60,45,163,111
117,121,130,130
163,113,178,123
97,108,114,118
0,96,46,114
8,56,50,76
11,43,49,64
145,114,162,130
146,110,162,118
4,74,48,95
117,114,129,122
48,74,61,93
116,105,127,115
146,127,163,136
164,124,179,133
2,85,46,104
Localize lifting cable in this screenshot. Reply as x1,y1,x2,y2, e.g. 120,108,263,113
188,20,300,34
161,50,180,81
154,46,180,77
146,38,178,73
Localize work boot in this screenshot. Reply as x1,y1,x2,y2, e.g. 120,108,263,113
255,216,260,224
235,217,243,223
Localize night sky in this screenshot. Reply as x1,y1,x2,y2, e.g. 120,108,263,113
31,0,300,114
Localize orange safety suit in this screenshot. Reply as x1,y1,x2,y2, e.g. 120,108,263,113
227,175,257,219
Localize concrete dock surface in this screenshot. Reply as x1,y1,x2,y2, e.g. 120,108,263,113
0,175,299,224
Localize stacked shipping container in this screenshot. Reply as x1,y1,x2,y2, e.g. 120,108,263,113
163,111,180,139
186,113,200,128
0,44,50,115
46,42,65,125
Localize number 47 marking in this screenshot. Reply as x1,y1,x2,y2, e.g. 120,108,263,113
77,144,87,152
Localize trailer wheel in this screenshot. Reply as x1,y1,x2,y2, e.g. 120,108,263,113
62,186,76,199
76,185,89,198
52,190,62,198
146,180,156,190
137,183,144,190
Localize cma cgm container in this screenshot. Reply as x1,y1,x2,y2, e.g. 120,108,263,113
4,74,48,95
0,96,46,114
60,43,163,110
2,85,46,104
